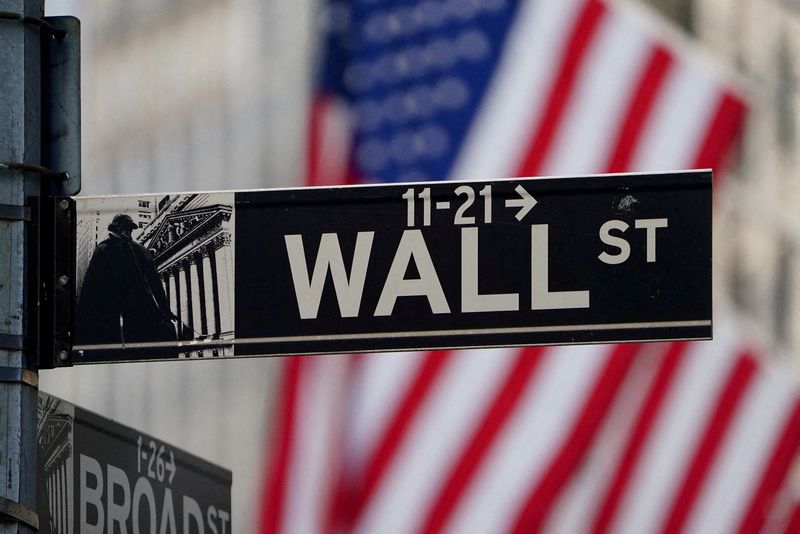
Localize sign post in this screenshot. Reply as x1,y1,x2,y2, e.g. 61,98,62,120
52,170,712,366
2,2,44,532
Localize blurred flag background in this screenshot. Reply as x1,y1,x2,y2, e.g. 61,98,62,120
40,0,800,532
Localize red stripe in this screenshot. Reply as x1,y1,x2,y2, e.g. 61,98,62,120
591,342,689,534
510,343,641,533
783,501,800,534
419,346,549,534
660,353,758,534
604,45,673,173
516,0,606,176
308,95,361,187
260,357,302,534
737,396,800,534
348,350,455,522
691,91,747,177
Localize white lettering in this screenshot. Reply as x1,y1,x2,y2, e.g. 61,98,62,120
598,220,630,264
183,496,205,534
80,455,224,534
531,224,590,309
217,509,230,534
461,227,519,312
635,218,668,262
285,232,374,319
107,464,132,534
159,488,177,534
207,507,218,534
375,229,450,316
80,454,105,534
133,477,157,534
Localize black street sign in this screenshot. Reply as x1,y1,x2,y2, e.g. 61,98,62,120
37,391,232,533
61,170,711,365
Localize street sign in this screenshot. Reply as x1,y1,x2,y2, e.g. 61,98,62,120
37,391,232,533
60,170,711,365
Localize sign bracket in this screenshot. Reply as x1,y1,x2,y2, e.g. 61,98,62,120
32,197,75,369
0,13,81,195
0,366,39,387
0,176,74,370
0,204,32,222
41,16,81,196
0,496,40,532
0,334,29,352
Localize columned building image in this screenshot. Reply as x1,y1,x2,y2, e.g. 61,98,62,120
37,397,74,534
139,193,235,358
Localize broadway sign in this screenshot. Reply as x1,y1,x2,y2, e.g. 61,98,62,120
64,170,711,364
37,392,232,533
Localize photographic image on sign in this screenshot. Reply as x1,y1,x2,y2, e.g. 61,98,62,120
73,192,235,359
70,171,712,364
37,394,75,533
36,392,232,533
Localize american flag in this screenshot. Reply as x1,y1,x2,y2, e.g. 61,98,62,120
260,0,800,532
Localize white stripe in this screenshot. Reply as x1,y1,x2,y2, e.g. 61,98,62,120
348,351,428,469
283,357,349,534
542,8,651,174
608,325,742,534
354,348,519,534
686,363,798,534
545,343,667,533
444,343,610,534
629,56,721,171
448,0,584,181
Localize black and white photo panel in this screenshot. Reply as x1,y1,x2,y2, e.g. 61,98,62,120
73,192,235,361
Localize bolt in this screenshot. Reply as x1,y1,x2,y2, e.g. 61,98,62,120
59,199,69,210
58,274,69,286
57,350,69,362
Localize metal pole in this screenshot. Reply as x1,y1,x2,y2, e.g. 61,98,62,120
1,0,41,532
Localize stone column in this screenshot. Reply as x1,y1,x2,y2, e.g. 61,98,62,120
194,251,209,336
47,471,55,531
189,254,203,338
58,463,66,532
202,246,219,337
66,457,74,533
181,260,194,333
215,234,234,335
172,266,182,327
46,477,52,530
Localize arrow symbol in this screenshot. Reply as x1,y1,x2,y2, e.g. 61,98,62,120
166,450,177,484
505,185,537,221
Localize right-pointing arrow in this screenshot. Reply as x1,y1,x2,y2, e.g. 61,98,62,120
165,450,177,484
505,184,537,221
